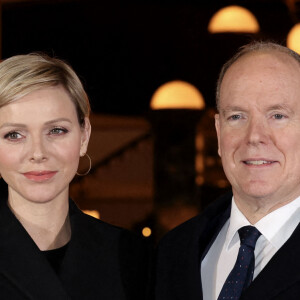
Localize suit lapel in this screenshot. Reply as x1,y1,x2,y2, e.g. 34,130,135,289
0,199,69,299
241,222,300,300
172,192,232,300
197,201,231,300
171,217,205,300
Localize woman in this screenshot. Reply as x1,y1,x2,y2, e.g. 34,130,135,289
0,53,150,299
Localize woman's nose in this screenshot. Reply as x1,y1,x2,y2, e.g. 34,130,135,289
29,136,47,162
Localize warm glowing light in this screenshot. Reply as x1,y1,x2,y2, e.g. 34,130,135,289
150,80,205,110
142,227,152,237
196,175,205,186
83,209,100,219
208,5,260,33
217,179,229,188
287,24,300,54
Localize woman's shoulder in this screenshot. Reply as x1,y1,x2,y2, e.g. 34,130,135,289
69,198,148,247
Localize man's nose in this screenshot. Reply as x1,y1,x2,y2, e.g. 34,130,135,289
246,118,269,146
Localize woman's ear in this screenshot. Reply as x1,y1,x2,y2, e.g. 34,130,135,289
80,117,91,156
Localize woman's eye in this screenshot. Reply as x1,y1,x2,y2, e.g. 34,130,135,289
49,127,68,135
4,131,22,140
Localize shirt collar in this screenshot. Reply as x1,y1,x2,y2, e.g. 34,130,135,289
225,198,250,250
225,196,300,250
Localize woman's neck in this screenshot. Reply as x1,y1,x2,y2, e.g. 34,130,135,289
8,194,71,251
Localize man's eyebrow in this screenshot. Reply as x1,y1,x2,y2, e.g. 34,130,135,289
220,106,246,116
220,103,293,115
266,104,292,112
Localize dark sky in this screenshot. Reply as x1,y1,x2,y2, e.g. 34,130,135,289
1,0,292,115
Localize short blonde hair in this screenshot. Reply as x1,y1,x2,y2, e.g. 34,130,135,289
0,53,90,126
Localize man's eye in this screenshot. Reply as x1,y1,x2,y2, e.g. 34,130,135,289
229,114,241,120
273,114,284,119
4,131,22,140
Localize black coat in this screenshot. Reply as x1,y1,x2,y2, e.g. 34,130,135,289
0,199,151,299
155,192,300,300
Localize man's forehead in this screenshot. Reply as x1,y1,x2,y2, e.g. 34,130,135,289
220,51,300,94
225,50,300,75
218,52,300,111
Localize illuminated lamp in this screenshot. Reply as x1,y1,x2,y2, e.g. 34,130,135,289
208,5,260,34
149,81,205,207
150,80,205,110
142,227,152,237
83,209,100,219
287,23,300,54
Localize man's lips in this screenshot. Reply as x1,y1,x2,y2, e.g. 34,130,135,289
23,171,57,182
243,160,277,166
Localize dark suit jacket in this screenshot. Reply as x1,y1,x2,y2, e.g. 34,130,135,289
0,199,151,299
155,192,300,300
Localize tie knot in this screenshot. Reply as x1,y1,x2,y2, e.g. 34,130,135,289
238,226,261,249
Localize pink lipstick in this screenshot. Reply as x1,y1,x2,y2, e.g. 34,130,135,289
23,171,57,182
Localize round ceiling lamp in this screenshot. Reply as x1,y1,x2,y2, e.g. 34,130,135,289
208,5,260,34
150,80,205,110
287,23,300,54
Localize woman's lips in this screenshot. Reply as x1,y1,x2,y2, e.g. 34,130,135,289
23,171,57,182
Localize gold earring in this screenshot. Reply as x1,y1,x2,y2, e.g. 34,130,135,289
76,153,92,176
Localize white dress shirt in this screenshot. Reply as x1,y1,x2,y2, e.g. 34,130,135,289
201,196,300,300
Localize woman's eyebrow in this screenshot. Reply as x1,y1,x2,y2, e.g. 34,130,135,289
0,123,26,129
44,118,72,125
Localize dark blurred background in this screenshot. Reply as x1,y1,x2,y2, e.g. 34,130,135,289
0,0,298,242
2,0,294,114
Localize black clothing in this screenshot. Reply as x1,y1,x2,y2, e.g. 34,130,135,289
0,199,151,299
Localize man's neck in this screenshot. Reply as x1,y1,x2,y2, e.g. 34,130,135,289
233,193,298,224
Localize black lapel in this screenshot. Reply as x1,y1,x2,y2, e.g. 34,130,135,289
172,192,232,300
0,199,69,299
241,222,300,299
59,200,126,300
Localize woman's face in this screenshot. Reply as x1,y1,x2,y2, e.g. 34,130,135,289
0,85,90,205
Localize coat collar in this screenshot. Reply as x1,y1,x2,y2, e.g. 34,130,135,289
0,198,140,299
171,192,232,300
0,198,69,299
196,192,300,300
59,200,127,299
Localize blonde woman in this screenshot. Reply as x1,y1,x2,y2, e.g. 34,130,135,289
0,53,150,299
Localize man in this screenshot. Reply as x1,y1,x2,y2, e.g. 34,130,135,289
155,41,300,300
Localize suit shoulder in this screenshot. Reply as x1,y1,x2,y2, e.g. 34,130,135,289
158,191,232,249
158,213,203,250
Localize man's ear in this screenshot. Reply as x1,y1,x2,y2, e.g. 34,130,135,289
215,114,221,157
80,117,91,156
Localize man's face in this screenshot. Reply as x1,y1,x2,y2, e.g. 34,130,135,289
215,51,300,205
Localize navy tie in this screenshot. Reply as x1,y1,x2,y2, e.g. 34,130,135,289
217,225,261,300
